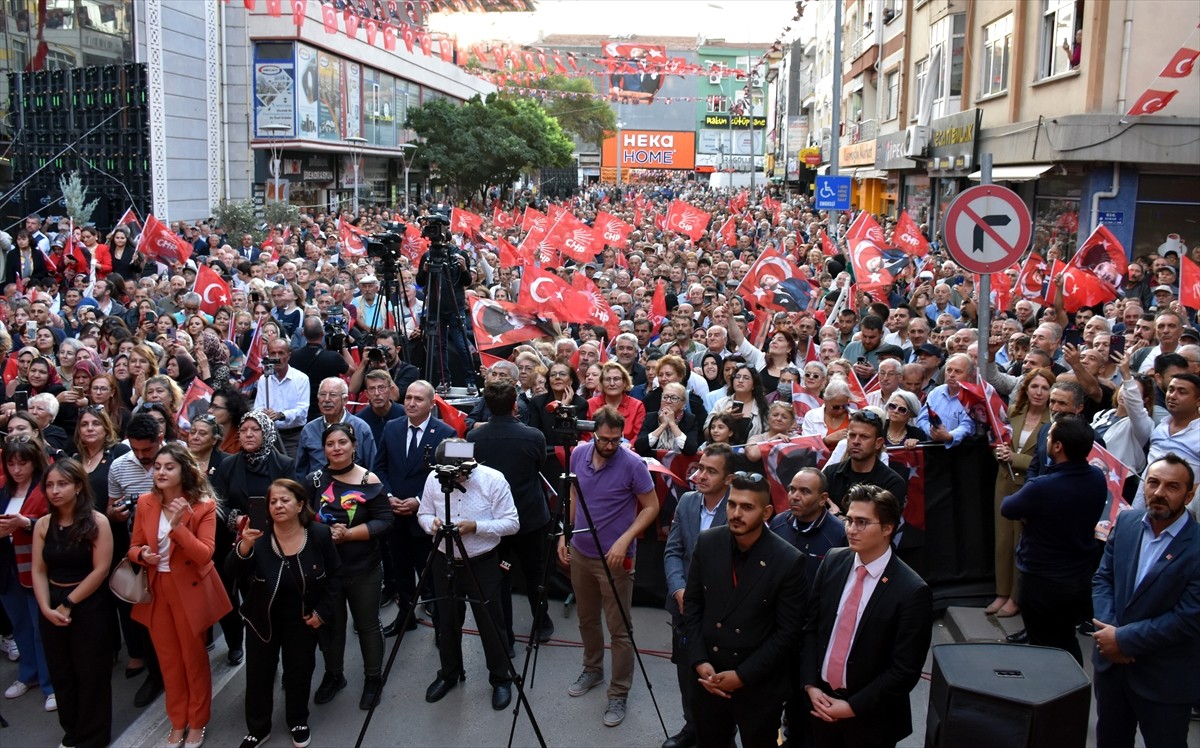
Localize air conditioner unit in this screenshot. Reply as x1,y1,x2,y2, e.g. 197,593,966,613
750,72,762,88
709,74,722,84
904,125,930,158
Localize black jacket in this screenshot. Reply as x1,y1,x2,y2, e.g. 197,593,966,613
212,449,296,519
467,414,549,534
822,456,908,509
683,526,807,705
3,247,50,288
634,410,701,458
231,522,341,644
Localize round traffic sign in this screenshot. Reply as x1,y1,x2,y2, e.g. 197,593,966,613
942,185,1032,274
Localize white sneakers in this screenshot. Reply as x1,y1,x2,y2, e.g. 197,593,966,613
0,635,18,662
45,693,57,711
4,679,31,699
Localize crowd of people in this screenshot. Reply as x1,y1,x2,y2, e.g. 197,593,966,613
0,178,1196,748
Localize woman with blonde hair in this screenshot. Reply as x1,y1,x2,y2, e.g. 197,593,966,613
127,443,231,748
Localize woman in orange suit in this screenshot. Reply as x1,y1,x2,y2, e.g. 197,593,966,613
128,442,231,748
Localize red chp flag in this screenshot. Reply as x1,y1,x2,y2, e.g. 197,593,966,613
893,210,930,257
717,215,737,248
664,200,711,241
1015,253,1051,303
518,220,557,266
400,223,428,264
1064,224,1127,309
1180,255,1200,310
592,211,634,249
649,279,668,334
738,246,801,311
470,296,551,349
137,214,193,265
544,211,597,264
572,273,621,339
193,264,232,315
819,229,838,258
521,206,548,234
450,207,483,237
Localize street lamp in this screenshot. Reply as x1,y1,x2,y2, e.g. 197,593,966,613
345,135,367,215
397,142,416,215
614,119,626,186
262,124,289,203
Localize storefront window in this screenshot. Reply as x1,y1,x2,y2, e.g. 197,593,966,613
1033,175,1081,258
904,175,931,226
1134,174,1200,259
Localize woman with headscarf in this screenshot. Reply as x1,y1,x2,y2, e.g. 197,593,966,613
194,330,230,389
211,411,295,670
165,354,198,395
54,358,99,438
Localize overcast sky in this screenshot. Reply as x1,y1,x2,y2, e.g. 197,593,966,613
432,0,797,45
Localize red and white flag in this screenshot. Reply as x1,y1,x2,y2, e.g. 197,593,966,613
117,206,141,230
1159,46,1200,78
521,207,548,234
517,265,589,323
1127,88,1178,116
664,200,711,241
845,368,869,409
177,379,215,433
791,381,822,420
470,296,552,349
193,264,231,315
592,211,634,249
572,272,621,339
717,215,737,247
819,229,838,258
544,211,596,264
649,279,668,334
137,214,193,265
893,210,930,257
339,220,368,257
1179,255,1200,310
241,320,266,389
492,205,515,231
738,247,801,310
450,207,483,237
291,0,306,27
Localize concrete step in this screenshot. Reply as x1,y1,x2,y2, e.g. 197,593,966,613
943,605,1026,643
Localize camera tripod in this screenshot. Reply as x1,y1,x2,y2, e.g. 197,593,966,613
356,467,547,748
506,431,668,745
419,240,481,393
365,257,416,365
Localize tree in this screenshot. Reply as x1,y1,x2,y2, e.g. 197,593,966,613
211,199,259,243
59,171,100,226
406,93,574,200
514,75,616,148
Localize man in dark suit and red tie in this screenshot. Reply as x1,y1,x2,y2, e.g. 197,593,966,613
1091,453,1200,748
802,484,933,748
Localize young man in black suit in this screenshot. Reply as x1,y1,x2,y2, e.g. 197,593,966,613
803,484,933,748
682,472,808,748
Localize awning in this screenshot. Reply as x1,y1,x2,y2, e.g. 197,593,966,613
967,164,1053,182
847,167,887,180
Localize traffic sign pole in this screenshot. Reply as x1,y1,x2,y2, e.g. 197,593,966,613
978,153,992,373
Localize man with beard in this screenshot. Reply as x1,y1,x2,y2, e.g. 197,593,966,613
823,410,907,509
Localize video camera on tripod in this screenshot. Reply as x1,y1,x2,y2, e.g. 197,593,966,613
428,440,478,492
548,402,597,442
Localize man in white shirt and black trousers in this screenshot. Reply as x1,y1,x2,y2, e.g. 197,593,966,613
417,438,520,711
253,338,310,459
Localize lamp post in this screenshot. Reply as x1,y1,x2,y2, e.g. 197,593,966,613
262,124,289,203
345,135,367,215
614,118,626,185
397,142,416,215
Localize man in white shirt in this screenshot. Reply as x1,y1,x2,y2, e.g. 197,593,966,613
253,338,310,458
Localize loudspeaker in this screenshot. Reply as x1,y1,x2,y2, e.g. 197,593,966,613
926,643,1090,748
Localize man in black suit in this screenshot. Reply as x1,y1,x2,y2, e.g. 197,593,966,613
683,471,808,748
467,380,551,651
803,484,933,748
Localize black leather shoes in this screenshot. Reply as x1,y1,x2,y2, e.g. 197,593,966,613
382,615,419,638
359,676,384,710
491,683,512,710
133,675,163,708
535,620,555,643
313,672,347,705
424,673,464,703
1006,628,1029,644
662,729,697,748
227,648,244,666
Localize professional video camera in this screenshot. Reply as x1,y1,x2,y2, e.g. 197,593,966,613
430,440,477,492
550,402,597,440
325,314,348,351
262,356,280,373
366,230,402,270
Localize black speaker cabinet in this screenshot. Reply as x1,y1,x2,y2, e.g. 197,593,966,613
926,643,1091,748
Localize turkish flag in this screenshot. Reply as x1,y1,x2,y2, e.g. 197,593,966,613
716,214,737,247
291,0,306,26
242,320,266,388
266,0,282,16
739,246,801,310
321,3,337,33
1178,256,1200,310
471,43,488,65
544,211,597,263
846,212,909,293
1127,88,1178,116
593,211,634,249
470,296,552,350
888,449,927,531
1067,223,1127,302
482,233,521,268
492,205,515,230
572,273,621,339
893,210,930,257
1015,253,1050,302
649,278,668,334
977,270,1015,314
791,381,822,419
552,53,567,73
1089,443,1134,541
819,228,837,258
763,436,831,514
137,214,193,265
177,378,214,433
193,264,232,315
365,19,378,46
339,220,368,257
434,395,467,437
402,24,415,54
664,200,711,241
517,265,587,322
418,31,432,56
1159,47,1200,78
450,207,483,236
343,8,360,38
382,24,397,51
521,206,547,233
439,37,455,63
845,368,869,408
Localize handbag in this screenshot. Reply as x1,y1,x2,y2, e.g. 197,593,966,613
109,558,152,604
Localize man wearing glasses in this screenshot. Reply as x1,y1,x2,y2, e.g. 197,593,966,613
556,406,658,728
294,378,375,482
823,410,907,511
348,329,420,404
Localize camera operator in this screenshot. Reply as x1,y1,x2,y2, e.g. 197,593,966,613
467,381,552,652
416,232,477,390
291,317,356,421
417,438,519,710
253,339,311,459
348,329,419,403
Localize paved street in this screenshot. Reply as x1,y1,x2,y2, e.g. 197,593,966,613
3,596,1197,746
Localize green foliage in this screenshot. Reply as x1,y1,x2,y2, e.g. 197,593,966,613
59,171,100,226
264,200,301,229
212,199,260,243
515,75,616,148
406,93,574,199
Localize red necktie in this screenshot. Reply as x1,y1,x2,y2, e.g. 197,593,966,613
826,565,869,691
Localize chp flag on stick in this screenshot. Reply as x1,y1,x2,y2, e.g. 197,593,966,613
137,214,193,265
592,211,635,249
663,199,711,241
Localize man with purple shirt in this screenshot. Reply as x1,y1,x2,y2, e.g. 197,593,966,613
557,406,659,728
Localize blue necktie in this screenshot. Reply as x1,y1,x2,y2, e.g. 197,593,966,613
408,425,420,461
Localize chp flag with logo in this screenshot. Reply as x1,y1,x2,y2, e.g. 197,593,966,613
193,264,232,315
663,200,711,241
137,214,193,265
592,211,635,249
892,210,931,257
544,211,598,263
450,207,483,237
572,272,621,339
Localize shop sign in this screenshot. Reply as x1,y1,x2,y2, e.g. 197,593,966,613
704,114,768,128
302,155,334,183
839,139,876,167
929,109,981,159
875,131,917,171
800,146,822,166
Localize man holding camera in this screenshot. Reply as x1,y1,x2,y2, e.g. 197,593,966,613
416,237,476,390
349,329,420,404
253,339,311,459
291,317,356,421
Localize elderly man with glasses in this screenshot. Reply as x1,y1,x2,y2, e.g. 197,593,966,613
293,377,375,481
